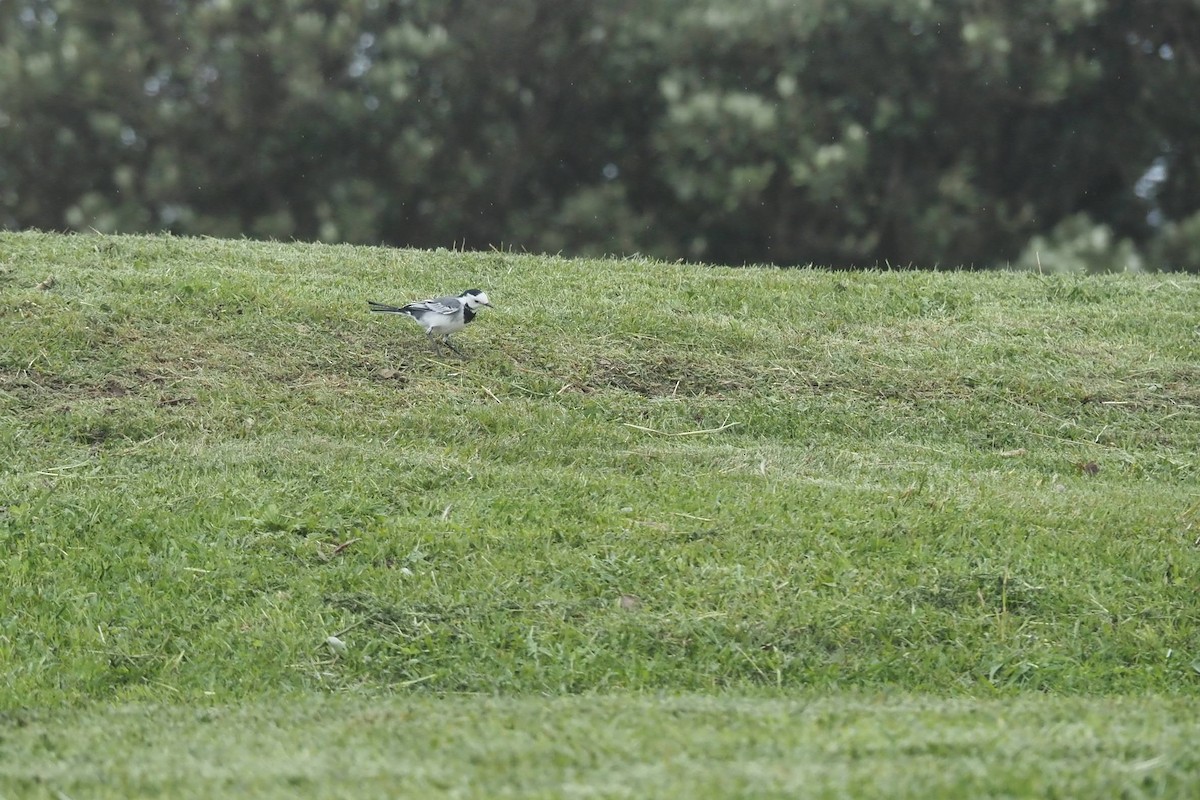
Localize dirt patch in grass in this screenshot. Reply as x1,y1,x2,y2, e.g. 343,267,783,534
908,572,1047,616
1,366,197,411
1079,380,1200,411
582,353,758,397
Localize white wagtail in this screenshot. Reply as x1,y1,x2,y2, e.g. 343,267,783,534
367,289,492,356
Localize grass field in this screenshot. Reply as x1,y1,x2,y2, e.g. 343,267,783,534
5,695,1200,798
2,231,1199,796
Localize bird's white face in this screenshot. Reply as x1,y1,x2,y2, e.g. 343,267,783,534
463,291,492,309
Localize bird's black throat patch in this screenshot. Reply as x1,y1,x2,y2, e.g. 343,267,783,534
462,306,477,324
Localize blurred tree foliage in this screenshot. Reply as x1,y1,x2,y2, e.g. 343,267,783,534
2,0,1198,269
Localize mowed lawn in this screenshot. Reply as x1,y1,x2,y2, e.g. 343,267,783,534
1,231,1199,797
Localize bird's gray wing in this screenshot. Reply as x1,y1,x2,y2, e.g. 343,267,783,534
410,296,463,315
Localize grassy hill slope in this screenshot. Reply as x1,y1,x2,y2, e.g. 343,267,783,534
2,231,1199,795
3,230,1199,699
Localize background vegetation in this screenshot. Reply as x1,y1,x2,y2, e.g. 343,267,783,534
3,0,1200,270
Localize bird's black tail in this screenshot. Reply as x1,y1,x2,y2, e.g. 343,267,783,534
367,301,409,314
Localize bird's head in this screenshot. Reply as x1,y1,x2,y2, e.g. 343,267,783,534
460,289,492,309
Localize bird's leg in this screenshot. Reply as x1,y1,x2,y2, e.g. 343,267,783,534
443,335,464,357
426,330,443,355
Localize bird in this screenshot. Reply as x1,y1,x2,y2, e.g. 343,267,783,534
367,289,492,356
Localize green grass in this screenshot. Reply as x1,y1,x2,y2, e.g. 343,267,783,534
2,231,1199,795
4,695,1199,798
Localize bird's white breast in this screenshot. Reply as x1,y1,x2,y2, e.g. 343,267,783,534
420,310,465,332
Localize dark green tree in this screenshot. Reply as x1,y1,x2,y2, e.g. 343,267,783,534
2,0,1198,269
